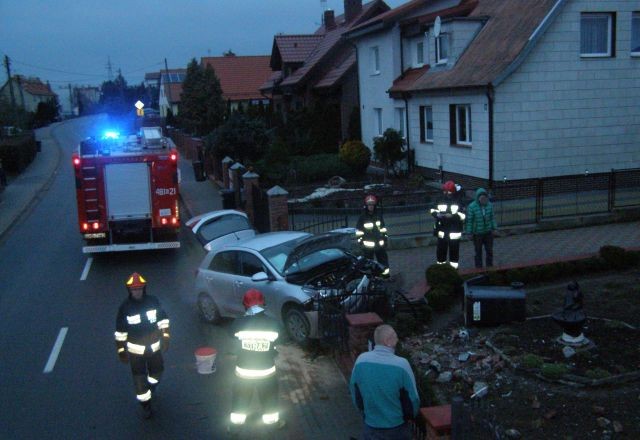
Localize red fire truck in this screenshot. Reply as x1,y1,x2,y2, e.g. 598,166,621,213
72,127,181,253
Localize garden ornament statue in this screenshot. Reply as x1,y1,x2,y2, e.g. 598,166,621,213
552,281,588,345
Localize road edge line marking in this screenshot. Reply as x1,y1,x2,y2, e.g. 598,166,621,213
80,257,93,281
43,327,68,374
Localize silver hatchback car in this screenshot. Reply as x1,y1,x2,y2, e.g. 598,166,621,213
193,222,361,344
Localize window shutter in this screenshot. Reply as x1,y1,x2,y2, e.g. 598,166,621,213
419,106,425,143
449,105,456,145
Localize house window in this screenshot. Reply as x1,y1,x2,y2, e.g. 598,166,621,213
435,34,449,64
632,12,640,55
371,46,380,74
374,108,383,136
395,108,406,137
419,106,433,143
449,104,471,146
415,41,424,66
580,12,615,57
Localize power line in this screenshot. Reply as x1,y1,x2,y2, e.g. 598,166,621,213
9,58,164,79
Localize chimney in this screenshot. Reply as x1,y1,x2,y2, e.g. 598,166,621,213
344,0,362,23
324,9,336,30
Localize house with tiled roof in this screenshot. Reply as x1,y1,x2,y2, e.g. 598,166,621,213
143,71,161,109
201,54,272,111
158,69,186,118
346,0,640,187
261,0,391,140
0,76,57,113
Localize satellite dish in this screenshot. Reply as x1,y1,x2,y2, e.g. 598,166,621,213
434,16,441,37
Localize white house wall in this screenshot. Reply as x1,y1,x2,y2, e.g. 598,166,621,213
356,30,402,149
493,0,640,180
409,91,490,178
356,0,459,150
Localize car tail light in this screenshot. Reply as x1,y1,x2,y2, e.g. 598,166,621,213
171,217,178,225
82,223,89,231
170,153,177,161
92,222,99,230
161,218,168,225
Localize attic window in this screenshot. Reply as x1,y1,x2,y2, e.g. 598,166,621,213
435,33,449,65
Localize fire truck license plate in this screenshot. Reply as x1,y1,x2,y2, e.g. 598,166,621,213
242,340,270,351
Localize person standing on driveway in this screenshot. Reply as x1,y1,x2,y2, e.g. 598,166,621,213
115,272,170,419
349,324,419,440
430,180,465,269
355,194,390,277
229,289,285,432
465,188,498,268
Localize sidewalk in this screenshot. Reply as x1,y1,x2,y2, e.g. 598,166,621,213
0,124,60,241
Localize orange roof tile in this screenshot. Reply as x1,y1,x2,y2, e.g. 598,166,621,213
201,55,272,101
15,76,55,97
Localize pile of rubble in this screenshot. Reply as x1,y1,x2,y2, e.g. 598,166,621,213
403,326,509,401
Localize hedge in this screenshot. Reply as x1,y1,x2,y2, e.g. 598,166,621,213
0,133,38,173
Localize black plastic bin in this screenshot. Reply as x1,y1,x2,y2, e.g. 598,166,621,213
192,161,206,182
220,189,236,209
463,276,526,326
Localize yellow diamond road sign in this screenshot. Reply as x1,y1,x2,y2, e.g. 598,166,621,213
135,100,144,110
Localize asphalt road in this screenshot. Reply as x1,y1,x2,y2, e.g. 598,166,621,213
0,118,239,439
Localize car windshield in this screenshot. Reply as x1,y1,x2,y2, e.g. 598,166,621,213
260,236,346,275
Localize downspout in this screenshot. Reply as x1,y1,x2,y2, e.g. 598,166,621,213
486,84,494,189
399,26,405,78
345,38,361,140
403,93,412,172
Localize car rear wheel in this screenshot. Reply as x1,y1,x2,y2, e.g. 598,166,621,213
284,307,310,345
197,293,221,324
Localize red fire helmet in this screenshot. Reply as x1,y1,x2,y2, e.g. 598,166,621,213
126,272,147,289
243,289,265,309
442,181,456,193
365,194,378,205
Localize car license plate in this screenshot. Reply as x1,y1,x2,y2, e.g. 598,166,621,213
242,340,270,351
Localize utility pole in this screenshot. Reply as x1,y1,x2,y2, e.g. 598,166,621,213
106,56,113,81
3,55,18,125
68,84,73,115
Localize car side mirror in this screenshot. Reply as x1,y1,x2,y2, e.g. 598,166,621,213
251,272,271,282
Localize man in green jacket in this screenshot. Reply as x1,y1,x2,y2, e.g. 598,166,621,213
465,188,497,268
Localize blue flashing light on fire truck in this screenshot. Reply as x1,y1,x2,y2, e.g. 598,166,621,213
72,126,181,253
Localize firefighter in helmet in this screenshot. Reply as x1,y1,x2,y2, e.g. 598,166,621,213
430,181,465,269
229,289,284,432
115,272,170,419
355,194,390,277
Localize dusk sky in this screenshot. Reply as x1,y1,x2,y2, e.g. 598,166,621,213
1,0,407,92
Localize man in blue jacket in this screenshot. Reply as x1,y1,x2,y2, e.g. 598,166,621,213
349,324,419,439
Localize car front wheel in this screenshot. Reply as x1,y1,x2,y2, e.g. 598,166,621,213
197,293,221,324
284,307,310,345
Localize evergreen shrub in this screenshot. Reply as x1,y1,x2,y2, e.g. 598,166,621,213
339,140,370,175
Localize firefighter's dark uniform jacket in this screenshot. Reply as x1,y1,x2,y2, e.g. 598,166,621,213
356,209,388,251
115,294,170,356
430,194,465,239
232,311,280,379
